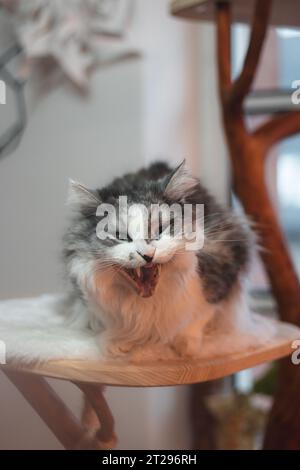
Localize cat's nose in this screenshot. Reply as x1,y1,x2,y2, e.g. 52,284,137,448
138,253,153,263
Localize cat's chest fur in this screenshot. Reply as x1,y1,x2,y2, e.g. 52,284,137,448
87,252,213,344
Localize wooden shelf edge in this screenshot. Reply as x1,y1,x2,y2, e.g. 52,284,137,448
170,0,209,20
170,0,300,27
1,321,300,387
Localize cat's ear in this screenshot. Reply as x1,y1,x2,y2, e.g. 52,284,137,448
67,179,100,210
163,160,198,199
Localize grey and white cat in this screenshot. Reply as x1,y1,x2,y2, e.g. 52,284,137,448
63,161,254,360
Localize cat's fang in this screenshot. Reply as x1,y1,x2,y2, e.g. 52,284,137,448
121,264,161,297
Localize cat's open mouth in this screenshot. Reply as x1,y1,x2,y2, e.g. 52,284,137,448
121,263,161,298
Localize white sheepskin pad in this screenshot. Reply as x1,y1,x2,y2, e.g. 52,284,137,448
0,295,101,363
0,294,286,364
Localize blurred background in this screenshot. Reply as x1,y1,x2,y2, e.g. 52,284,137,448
0,0,299,449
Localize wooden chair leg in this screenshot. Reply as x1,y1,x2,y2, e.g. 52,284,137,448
81,391,100,432
3,370,84,449
2,370,117,450
74,382,117,450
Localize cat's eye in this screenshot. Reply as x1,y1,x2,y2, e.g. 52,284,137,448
157,216,175,238
158,220,163,235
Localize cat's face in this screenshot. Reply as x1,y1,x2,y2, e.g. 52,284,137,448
67,163,202,298
99,202,189,297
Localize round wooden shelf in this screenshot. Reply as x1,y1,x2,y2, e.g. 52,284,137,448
171,0,300,27
2,321,299,387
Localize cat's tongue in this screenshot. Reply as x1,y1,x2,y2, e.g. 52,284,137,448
123,263,161,298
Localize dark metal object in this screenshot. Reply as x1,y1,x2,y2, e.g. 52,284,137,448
0,44,26,160
245,88,298,116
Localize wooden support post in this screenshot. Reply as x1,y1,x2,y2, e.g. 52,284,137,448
215,0,300,449
3,370,117,450
75,382,117,450
3,370,84,450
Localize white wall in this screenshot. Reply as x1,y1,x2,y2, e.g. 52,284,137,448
196,23,229,203
0,1,227,449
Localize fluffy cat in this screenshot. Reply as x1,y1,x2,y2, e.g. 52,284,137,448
63,161,254,360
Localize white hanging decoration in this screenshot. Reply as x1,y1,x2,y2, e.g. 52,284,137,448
0,0,136,88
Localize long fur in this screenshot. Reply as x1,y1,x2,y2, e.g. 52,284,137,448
60,161,274,361
0,163,282,364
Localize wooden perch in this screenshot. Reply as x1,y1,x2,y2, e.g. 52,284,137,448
2,315,298,450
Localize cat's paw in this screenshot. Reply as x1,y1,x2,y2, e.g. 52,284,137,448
98,334,134,359
171,335,203,358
